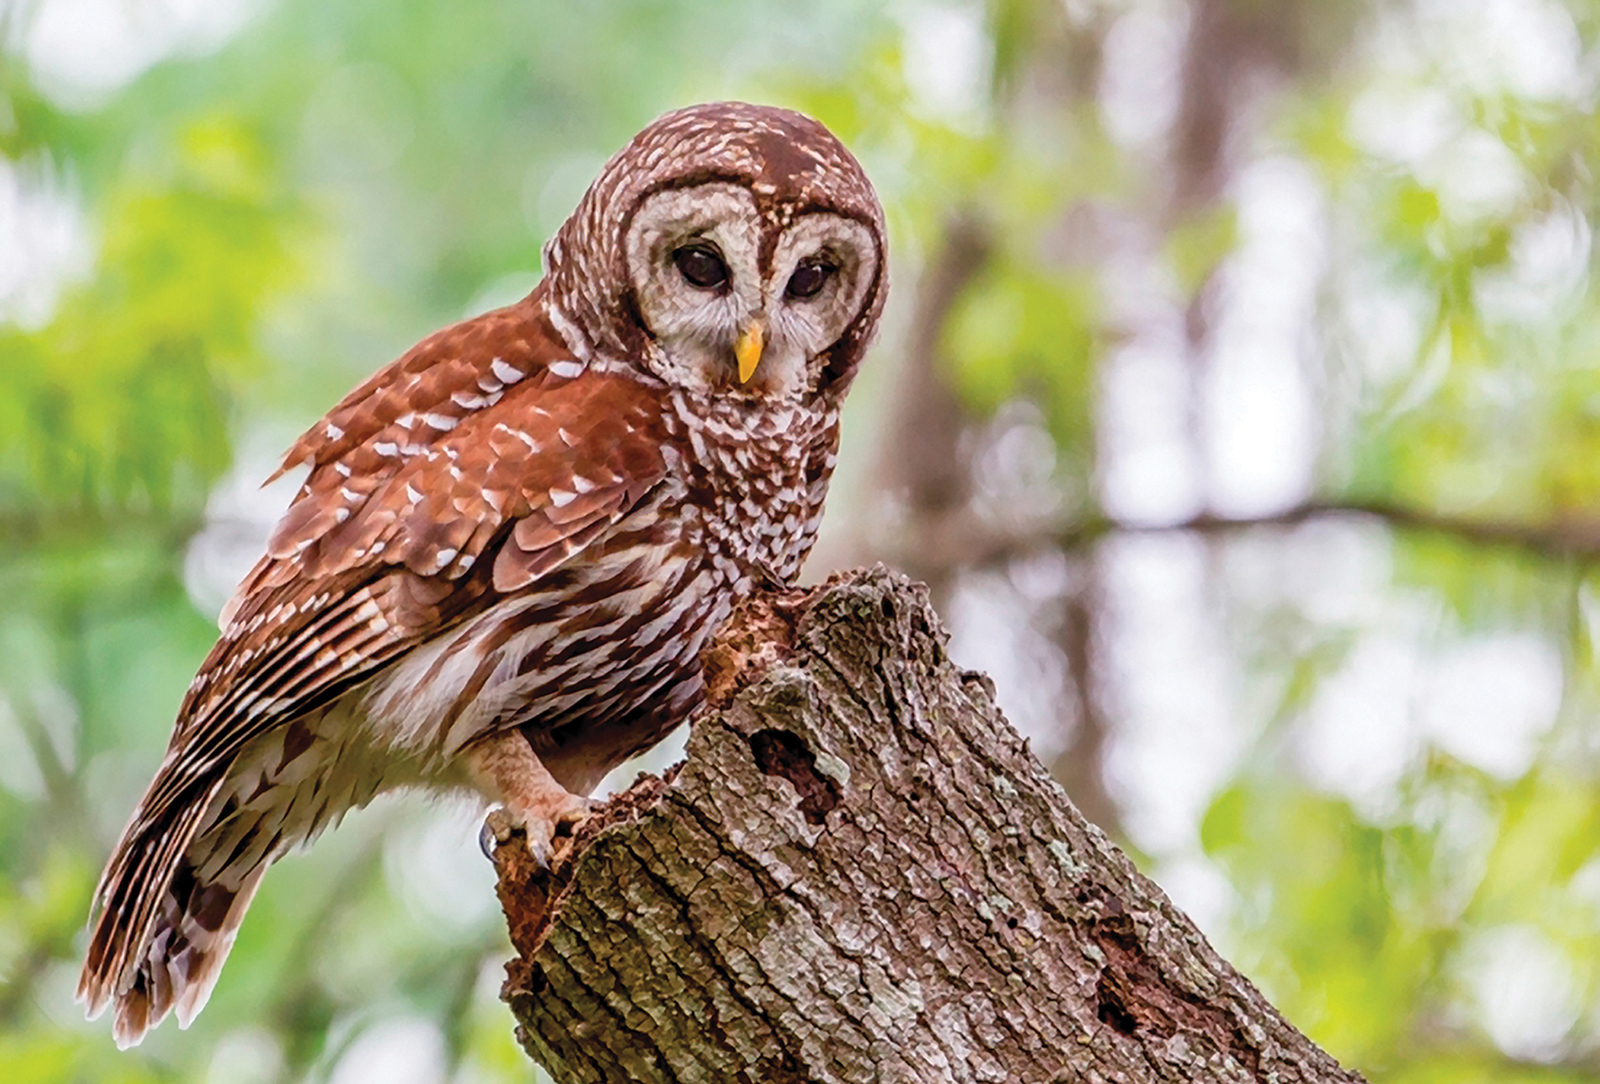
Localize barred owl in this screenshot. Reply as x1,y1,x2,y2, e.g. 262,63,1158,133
79,101,887,1047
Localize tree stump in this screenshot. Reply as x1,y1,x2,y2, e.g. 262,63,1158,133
490,567,1365,1084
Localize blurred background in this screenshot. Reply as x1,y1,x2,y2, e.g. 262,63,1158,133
2,0,1599,1080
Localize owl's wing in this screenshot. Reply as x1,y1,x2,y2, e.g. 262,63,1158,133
83,297,669,1000
174,296,669,769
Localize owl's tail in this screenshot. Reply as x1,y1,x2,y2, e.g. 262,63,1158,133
77,769,271,1048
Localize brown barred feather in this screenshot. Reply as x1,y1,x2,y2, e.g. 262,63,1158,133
79,101,886,1046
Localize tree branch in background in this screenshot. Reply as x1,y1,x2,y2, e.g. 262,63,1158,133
908,499,1600,572
490,568,1366,1084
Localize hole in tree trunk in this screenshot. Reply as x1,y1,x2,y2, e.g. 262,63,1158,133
1096,974,1138,1035
748,729,840,825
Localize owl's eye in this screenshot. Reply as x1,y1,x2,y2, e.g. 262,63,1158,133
672,243,729,291
785,258,836,300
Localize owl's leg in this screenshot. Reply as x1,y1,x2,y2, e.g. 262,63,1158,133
465,729,593,870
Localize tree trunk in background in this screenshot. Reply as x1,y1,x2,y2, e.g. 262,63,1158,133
491,568,1365,1084
877,214,990,602
1052,554,1120,836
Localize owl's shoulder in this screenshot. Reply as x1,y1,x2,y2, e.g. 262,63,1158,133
218,291,675,626
273,288,590,480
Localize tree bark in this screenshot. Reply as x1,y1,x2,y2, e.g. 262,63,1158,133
491,567,1365,1084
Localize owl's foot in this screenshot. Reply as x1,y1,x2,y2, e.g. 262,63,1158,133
466,730,594,872
478,794,594,870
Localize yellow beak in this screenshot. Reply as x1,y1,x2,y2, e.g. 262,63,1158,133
735,319,765,384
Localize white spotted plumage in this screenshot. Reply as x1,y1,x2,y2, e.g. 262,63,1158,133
79,101,887,1047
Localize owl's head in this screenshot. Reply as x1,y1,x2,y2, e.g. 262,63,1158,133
545,102,887,402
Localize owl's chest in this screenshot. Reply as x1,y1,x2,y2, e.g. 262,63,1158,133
660,396,838,581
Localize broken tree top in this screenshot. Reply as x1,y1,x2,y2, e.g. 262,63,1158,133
490,567,1364,1084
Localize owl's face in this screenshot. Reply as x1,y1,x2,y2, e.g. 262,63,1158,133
544,102,887,403
624,183,880,399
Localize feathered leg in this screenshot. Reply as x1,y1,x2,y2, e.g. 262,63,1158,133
466,729,592,869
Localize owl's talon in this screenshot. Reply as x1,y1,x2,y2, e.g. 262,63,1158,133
480,796,595,872
519,830,547,870
554,795,597,835
524,795,596,870
479,808,522,861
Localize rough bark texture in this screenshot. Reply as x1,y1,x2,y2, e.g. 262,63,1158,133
492,567,1366,1084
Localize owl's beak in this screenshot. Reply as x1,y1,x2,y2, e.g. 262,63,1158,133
735,319,765,383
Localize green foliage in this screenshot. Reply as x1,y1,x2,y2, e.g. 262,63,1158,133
943,262,1098,457
0,115,300,514
1165,208,1239,298
7,0,1600,1080
1204,778,1434,1063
